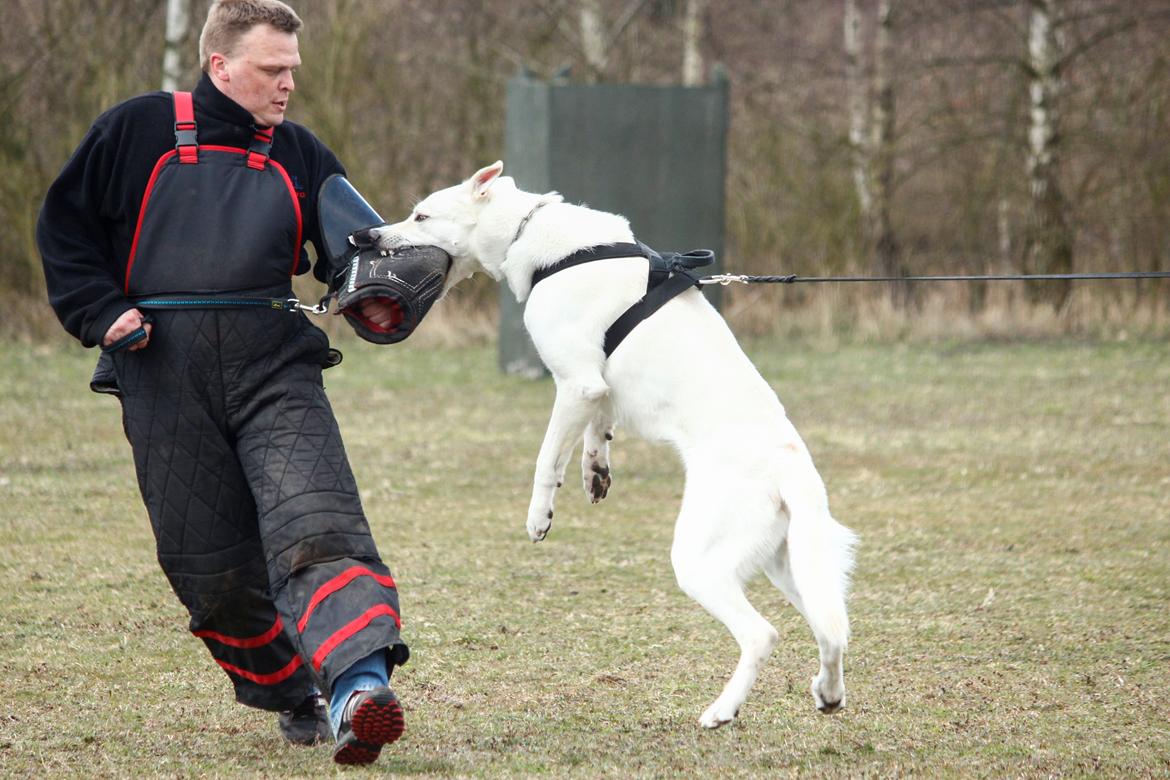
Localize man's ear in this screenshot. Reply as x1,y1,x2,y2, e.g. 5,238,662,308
208,53,229,82
470,161,504,199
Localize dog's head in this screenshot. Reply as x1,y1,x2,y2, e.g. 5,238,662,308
368,161,513,295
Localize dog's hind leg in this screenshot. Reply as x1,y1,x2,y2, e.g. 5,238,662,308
769,496,857,715
581,396,614,504
526,374,609,541
671,488,780,729
763,546,846,713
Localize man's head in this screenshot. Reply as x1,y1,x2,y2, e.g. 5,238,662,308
199,0,302,127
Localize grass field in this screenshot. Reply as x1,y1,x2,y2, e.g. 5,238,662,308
1,335,1168,778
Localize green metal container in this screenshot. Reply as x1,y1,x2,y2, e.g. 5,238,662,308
500,69,729,377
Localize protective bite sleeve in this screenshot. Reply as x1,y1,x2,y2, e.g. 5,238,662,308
333,239,451,344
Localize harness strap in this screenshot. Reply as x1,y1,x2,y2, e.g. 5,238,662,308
530,242,648,287
247,126,274,170
529,241,715,358
173,91,198,164
603,268,700,358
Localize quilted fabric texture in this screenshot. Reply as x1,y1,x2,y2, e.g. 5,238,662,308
112,306,406,710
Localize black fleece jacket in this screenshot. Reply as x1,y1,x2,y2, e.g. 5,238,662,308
37,73,346,347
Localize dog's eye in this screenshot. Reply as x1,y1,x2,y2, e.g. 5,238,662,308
413,213,429,222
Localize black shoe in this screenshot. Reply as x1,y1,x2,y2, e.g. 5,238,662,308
332,686,405,766
277,693,331,746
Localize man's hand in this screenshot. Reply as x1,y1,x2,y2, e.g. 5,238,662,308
358,298,403,331
103,308,152,351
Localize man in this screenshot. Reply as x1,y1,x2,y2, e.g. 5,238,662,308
38,0,406,766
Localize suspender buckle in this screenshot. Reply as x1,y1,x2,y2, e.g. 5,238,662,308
171,92,199,164
174,122,199,163
247,128,274,170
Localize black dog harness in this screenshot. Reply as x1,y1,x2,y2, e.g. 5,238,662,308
531,242,715,357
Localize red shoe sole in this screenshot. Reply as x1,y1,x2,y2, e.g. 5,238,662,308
333,742,382,766
352,690,405,745
332,689,405,766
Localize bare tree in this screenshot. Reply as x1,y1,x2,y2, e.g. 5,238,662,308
6,0,1170,330
1021,0,1072,307
579,0,609,79
845,0,906,303
871,0,904,298
845,0,871,219
573,0,652,82
162,0,193,91
681,0,706,86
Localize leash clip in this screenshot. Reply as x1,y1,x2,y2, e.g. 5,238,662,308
287,297,331,315
700,274,750,286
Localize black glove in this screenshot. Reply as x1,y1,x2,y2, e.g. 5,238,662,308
332,231,451,344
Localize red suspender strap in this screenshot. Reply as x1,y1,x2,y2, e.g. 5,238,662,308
247,126,274,171
173,91,198,164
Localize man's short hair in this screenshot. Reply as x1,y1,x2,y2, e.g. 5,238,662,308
199,0,303,72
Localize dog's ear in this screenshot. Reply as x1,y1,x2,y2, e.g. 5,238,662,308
470,161,504,199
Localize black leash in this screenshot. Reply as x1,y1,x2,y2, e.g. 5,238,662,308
699,271,1170,286
531,238,1170,360
102,294,332,354
132,295,330,312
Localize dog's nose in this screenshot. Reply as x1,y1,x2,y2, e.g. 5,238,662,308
349,227,377,247
351,228,412,255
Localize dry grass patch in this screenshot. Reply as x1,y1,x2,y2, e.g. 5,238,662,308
1,336,1168,777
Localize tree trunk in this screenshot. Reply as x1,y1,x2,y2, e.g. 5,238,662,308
580,0,608,82
162,0,192,92
844,0,871,219
1023,0,1073,307
681,0,706,86
871,0,907,304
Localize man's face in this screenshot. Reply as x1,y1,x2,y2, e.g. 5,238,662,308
210,24,300,127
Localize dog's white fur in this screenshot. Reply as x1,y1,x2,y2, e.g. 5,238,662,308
372,162,858,728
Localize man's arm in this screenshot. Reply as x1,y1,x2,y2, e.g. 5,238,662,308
37,124,137,348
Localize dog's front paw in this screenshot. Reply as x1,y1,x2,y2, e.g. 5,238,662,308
527,508,553,542
583,460,611,504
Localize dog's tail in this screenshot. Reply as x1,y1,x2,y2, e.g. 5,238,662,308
784,494,858,648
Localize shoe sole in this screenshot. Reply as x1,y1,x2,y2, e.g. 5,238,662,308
332,689,405,766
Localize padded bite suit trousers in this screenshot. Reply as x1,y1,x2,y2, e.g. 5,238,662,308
113,307,407,710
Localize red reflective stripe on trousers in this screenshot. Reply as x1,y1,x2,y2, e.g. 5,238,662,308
193,615,284,649
297,566,396,633
214,654,303,686
311,604,400,671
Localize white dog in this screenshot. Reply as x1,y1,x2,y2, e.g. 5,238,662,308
370,162,858,728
